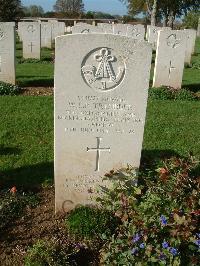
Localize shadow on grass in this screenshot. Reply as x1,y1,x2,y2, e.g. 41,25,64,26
183,83,200,93
0,162,54,190
140,149,180,169
17,78,54,87
0,146,21,156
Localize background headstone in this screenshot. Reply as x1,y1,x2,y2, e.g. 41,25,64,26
51,22,65,40
184,29,197,64
147,26,170,49
41,22,52,48
153,30,186,89
0,24,16,84
113,23,127,35
72,24,103,34
22,22,41,59
127,24,145,40
54,34,152,213
98,23,113,34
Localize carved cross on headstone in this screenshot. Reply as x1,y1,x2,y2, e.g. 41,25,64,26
168,60,176,79
28,42,34,52
87,137,111,172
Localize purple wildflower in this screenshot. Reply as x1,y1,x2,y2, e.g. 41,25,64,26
131,247,138,255
162,241,169,249
139,243,145,249
170,247,178,256
160,215,167,226
132,233,140,243
195,240,200,247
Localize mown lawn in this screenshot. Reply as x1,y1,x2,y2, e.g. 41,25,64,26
15,37,200,89
0,97,199,189
16,41,54,87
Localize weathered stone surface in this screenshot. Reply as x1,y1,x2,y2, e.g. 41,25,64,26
113,23,127,35
51,22,65,39
184,29,197,64
72,24,104,34
127,24,145,40
147,26,170,49
54,34,152,213
153,30,186,89
21,22,41,59
0,23,16,84
41,22,52,48
98,23,113,34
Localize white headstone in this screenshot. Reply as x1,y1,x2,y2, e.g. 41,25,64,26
41,22,52,48
54,34,152,213
98,23,113,34
50,22,65,39
127,24,145,40
0,24,16,84
153,30,186,89
147,26,170,49
113,23,127,36
72,24,104,34
21,22,41,59
184,29,197,64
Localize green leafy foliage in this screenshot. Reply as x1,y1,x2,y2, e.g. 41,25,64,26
98,157,200,265
25,240,77,266
0,190,39,231
65,206,120,241
0,81,20,95
149,87,196,100
183,11,200,29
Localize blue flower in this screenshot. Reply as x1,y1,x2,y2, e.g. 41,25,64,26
139,243,145,249
160,215,168,226
131,247,138,255
170,247,178,256
132,233,140,243
162,241,169,249
195,240,200,247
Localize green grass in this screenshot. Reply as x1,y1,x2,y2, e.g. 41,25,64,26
16,41,54,87
15,37,200,89
0,97,199,189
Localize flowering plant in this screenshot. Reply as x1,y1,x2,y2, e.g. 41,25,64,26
98,157,200,265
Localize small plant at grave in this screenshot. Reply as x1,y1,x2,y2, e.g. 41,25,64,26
149,87,174,100
175,88,196,101
25,239,82,266
0,81,21,95
65,206,120,242
98,157,200,265
0,189,39,231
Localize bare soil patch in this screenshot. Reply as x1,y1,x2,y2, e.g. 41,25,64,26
20,87,54,96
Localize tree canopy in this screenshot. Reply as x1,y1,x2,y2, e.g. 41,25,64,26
53,0,84,16
119,0,200,27
22,5,44,17
0,0,22,21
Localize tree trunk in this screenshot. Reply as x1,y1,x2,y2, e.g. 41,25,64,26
167,10,174,29
151,0,157,26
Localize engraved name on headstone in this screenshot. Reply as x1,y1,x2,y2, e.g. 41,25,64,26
54,34,152,213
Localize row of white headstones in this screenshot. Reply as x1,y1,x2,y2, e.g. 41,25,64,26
0,21,198,212
0,21,197,89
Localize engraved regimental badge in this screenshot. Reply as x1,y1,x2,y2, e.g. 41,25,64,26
81,47,126,91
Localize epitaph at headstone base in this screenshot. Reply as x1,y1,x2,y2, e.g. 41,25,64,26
54,34,152,213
